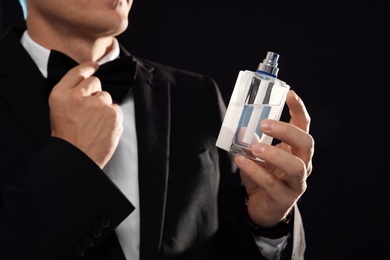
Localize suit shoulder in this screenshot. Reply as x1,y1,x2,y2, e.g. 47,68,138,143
135,56,217,88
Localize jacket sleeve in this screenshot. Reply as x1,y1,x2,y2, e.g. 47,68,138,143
0,137,134,259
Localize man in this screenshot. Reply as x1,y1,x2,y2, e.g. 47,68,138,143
0,0,314,259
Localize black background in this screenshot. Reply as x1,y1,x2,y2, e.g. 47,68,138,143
1,1,389,259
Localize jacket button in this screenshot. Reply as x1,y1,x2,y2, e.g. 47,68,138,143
85,236,95,248
76,246,86,258
101,217,111,228
93,227,103,238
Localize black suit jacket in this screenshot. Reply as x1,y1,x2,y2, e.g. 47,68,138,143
0,26,304,260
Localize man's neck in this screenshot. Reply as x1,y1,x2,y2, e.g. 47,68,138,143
26,21,115,64
21,30,121,78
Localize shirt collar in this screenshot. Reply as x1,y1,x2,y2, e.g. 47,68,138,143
20,30,121,78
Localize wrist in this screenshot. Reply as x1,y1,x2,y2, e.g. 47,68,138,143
246,207,294,239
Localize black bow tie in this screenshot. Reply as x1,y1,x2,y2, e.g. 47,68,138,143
46,49,137,103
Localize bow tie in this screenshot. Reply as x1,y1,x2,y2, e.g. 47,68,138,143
46,49,137,103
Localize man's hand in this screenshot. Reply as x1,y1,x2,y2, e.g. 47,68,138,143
235,90,314,228
49,61,124,169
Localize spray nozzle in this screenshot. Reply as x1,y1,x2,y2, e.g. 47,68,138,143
257,51,280,77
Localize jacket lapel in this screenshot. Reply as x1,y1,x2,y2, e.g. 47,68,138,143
133,59,170,260
0,27,51,146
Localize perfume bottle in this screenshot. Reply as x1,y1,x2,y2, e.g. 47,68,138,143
216,51,290,161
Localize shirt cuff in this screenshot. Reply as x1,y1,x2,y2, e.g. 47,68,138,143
254,233,290,260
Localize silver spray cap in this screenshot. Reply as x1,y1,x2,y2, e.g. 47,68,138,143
257,51,279,77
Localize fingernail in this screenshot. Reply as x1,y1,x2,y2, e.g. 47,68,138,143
260,120,273,131
292,90,300,101
253,143,265,154
237,155,247,165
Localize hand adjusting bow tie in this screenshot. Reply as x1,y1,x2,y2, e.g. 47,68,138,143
46,49,137,104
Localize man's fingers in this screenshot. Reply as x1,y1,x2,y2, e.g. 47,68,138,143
49,62,104,106
75,76,104,97
250,143,308,193
235,155,298,205
91,91,114,107
260,90,315,174
260,119,312,164
53,61,99,91
286,90,311,133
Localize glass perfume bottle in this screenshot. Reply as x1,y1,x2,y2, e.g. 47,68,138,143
216,51,290,161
